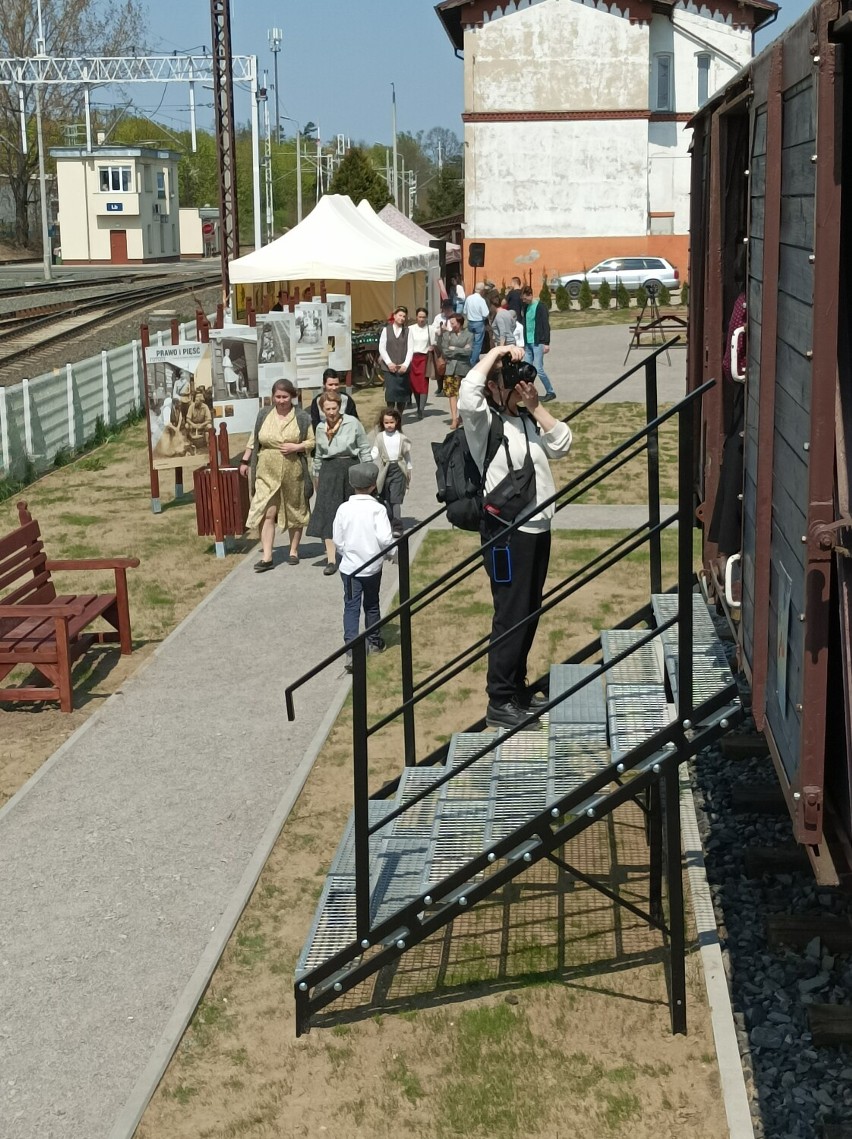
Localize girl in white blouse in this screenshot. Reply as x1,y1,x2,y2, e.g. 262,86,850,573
371,406,412,537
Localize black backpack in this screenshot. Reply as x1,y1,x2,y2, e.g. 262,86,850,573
432,410,504,530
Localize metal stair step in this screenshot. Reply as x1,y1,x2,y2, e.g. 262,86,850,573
602,629,665,686
652,593,718,643
548,664,607,724
607,688,673,762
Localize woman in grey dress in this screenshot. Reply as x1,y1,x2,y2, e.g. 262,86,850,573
439,314,474,431
308,391,372,574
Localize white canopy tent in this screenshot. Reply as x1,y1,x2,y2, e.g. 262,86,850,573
228,194,438,324
355,199,444,317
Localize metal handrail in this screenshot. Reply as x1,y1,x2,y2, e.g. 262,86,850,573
284,375,708,721
291,345,709,968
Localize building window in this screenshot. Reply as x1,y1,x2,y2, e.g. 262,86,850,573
156,171,166,200
99,165,132,192
655,54,673,112
697,53,711,107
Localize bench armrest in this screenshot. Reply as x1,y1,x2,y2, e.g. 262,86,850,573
0,602,86,617
45,558,140,571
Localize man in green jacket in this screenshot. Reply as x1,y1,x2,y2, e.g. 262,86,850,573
520,286,556,402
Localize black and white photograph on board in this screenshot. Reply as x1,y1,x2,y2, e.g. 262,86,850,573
326,293,352,372
295,301,329,390
257,310,298,400
144,342,214,470
209,325,260,434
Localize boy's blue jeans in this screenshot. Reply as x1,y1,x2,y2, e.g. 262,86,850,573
341,570,383,644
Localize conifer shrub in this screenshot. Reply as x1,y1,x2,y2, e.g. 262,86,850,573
597,280,612,310
578,280,594,310
616,281,631,309
554,283,572,311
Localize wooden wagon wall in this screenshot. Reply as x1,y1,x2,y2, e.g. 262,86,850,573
691,0,845,857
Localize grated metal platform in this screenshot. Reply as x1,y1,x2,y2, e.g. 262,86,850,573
295,591,736,985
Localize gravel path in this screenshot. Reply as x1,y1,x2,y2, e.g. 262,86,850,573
692,708,852,1135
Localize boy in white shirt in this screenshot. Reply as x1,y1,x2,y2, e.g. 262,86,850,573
332,462,394,670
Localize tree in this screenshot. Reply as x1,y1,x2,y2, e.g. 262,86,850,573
422,160,464,220
578,280,593,310
0,0,145,247
554,283,571,311
421,127,462,168
539,275,551,307
616,281,631,309
328,146,391,210
597,280,612,310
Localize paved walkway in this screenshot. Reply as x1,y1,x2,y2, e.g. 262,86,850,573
0,326,685,1139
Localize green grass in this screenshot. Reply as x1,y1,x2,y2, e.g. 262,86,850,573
57,513,102,527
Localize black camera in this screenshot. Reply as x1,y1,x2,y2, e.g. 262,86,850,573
500,358,537,389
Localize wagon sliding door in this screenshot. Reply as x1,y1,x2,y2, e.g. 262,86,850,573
742,7,842,874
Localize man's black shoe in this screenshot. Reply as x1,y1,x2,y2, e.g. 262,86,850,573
516,688,549,711
540,392,557,403
485,699,541,731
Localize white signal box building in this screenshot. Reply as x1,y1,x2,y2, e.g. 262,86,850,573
50,146,181,265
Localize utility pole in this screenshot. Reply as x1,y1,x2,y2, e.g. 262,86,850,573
391,82,399,207
210,0,240,297
34,0,52,280
295,129,302,222
259,73,273,243
268,27,282,144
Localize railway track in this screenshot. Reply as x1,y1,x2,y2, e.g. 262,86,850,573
0,271,221,387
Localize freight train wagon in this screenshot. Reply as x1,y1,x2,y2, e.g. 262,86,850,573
688,0,852,883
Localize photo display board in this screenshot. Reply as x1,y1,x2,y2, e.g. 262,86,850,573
209,324,260,434
295,301,329,390
256,310,298,402
144,342,214,472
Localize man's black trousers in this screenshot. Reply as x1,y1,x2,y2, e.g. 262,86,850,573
482,528,551,703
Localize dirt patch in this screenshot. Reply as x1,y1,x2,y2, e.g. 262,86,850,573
0,421,251,806
136,529,725,1139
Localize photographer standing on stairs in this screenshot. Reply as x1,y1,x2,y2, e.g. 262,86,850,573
459,345,572,731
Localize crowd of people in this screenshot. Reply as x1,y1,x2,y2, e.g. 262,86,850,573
239,280,570,709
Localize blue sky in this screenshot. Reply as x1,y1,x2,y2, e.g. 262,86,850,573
127,0,810,145
133,0,465,145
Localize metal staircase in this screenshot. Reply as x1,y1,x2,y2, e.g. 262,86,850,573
285,342,741,1037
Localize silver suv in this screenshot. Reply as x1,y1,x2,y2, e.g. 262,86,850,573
556,257,680,298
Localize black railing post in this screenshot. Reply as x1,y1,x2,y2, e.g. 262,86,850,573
677,398,694,723
397,535,417,766
648,780,664,926
645,356,662,595
665,769,687,1034
351,638,371,941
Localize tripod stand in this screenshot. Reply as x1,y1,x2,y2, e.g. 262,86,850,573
623,284,673,365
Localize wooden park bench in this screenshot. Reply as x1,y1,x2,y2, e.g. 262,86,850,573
0,501,139,713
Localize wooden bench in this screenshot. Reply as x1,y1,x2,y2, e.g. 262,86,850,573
0,501,139,712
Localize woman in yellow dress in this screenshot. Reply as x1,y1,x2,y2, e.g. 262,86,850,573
239,379,315,571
